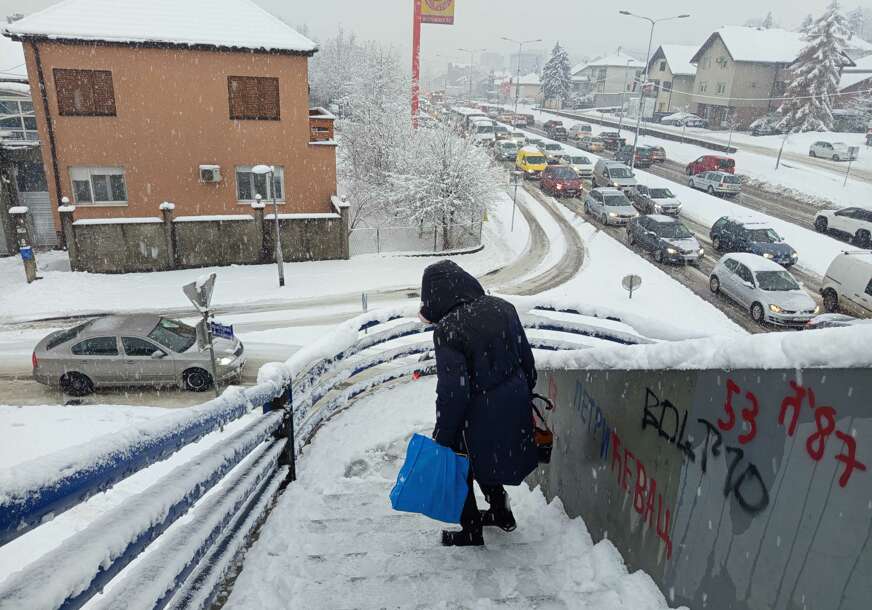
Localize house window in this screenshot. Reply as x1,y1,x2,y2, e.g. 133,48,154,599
235,165,284,202
698,81,708,93
0,99,38,140
70,166,128,204
750,82,757,89
716,83,726,94
663,81,673,92
54,69,116,116
659,61,667,72
228,76,280,120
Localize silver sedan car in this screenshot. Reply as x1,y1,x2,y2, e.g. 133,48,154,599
32,314,245,395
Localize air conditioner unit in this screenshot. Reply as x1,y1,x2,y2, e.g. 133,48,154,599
199,165,221,183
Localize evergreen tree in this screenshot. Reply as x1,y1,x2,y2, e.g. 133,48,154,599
541,42,572,106
778,1,850,132
847,7,866,38
762,12,775,28
799,14,814,34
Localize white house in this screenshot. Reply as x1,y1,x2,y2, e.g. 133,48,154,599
646,44,697,115
571,52,643,107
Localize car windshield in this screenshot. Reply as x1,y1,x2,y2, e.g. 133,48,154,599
571,157,590,164
656,223,693,239
47,319,96,350
718,159,735,168
603,194,631,207
148,318,198,352
525,155,546,164
546,144,561,151
649,188,674,199
722,175,741,184
747,228,781,243
755,270,800,291
608,167,633,179
476,125,493,133
550,167,577,179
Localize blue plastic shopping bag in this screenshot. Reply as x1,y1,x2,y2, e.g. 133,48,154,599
390,433,470,523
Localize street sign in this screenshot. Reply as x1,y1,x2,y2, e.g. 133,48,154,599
182,273,216,312
209,321,234,340
19,246,33,261
622,274,642,299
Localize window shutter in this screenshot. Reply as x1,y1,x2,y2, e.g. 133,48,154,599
53,68,115,116
91,71,116,115
228,76,280,120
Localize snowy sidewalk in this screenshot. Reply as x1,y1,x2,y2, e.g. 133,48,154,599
225,379,684,610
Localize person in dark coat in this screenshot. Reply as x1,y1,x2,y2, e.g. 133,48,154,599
419,260,538,547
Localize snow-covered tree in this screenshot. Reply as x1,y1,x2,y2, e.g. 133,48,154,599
762,12,775,28
745,12,778,28
847,7,866,38
308,27,362,108
799,14,814,34
778,1,850,132
386,125,502,248
541,42,572,106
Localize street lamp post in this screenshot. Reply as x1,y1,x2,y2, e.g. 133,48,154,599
619,10,690,169
458,47,486,102
252,164,285,287
618,59,632,133
510,170,523,231
501,37,542,119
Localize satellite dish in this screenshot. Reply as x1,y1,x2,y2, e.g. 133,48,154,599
622,274,642,298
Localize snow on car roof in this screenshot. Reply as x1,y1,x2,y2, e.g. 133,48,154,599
519,145,543,153
724,252,788,271
647,214,678,223
594,187,624,194
3,0,318,54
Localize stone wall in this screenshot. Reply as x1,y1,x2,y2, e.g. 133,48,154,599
62,197,350,274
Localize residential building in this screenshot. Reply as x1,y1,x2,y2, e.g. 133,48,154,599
515,73,542,105
646,44,697,114
3,0,337,240
689,26,855,128
838,54,872,105
571,52,643,108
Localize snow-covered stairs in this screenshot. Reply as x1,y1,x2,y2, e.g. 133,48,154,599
224,380,682,610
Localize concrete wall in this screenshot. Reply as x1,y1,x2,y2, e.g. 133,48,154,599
64,201,349,273
22,41,337,232
530,367,871,610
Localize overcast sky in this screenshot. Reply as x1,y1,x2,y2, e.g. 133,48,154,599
2,0,866,70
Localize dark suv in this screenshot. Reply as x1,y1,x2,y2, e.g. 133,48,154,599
627,215,703,265
615,145,653,168
540,165,582,198
599,132,626,151
544,120,567,140
710,216,798,268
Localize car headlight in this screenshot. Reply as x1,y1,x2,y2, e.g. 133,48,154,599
791,252,798,258
769,304,783,313
762,253,774,259
556,184,563,189
666,248,677,254
217,356,235,366
698,248,705,255
654,204,662,212
608,212,618,217
814,305,820,314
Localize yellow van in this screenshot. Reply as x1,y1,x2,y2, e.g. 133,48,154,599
515,146,548,179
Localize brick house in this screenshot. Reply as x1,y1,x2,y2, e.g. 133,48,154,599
2,0,337,237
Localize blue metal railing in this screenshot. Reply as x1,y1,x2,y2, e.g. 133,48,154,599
0,303,652,610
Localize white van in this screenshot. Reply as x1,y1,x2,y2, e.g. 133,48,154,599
469,118,496,146
820,252,872,317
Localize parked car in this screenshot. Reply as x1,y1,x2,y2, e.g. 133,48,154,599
749,115,785,137
809,141,858,161
614,145,654,168
593,159,638,190
598,132,626,151
805,313,871,329
819,251,872,316
686,155,735,175
556,153,594,179
32,315,245,396
814,206,872,248
584,188,639,226
515,146,548,179
494,139,519,161
540,165,583,198
627,214,704,265
710,216,798,268
709,253,819,327
648,145,666,163
568,123,592,142
661,112,707,128
578,136,606,152
627,185,682,216
688,171,742,197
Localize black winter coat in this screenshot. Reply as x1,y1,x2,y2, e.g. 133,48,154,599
421,260,538,486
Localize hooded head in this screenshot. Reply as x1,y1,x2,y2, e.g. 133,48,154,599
419,260,484,324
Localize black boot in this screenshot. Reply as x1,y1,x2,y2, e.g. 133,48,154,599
441,528,484,547
480,486,516,532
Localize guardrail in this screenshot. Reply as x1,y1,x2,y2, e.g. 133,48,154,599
535,107,739,154
0,299,682,610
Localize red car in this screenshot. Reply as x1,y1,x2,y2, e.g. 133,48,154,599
540,165,582,198
686,155,735,175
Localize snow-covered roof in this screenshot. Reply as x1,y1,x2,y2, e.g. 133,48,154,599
650,44,697,76
840,54,872,90
3,0,317,55
572,52,643,74
0,35,27,82
692,26,806,64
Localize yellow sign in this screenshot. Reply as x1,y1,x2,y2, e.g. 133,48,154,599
420,0,455,25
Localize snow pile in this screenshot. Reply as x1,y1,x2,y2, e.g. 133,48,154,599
224,379,686,610
537,324,872,371
3,0,317,54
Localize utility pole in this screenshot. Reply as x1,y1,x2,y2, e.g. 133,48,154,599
458,47,486,101
502,37,542,119
619,10,690,169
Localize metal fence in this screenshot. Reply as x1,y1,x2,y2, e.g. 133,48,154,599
349,221,482,256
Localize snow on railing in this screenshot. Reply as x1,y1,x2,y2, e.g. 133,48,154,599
0,298,665,610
